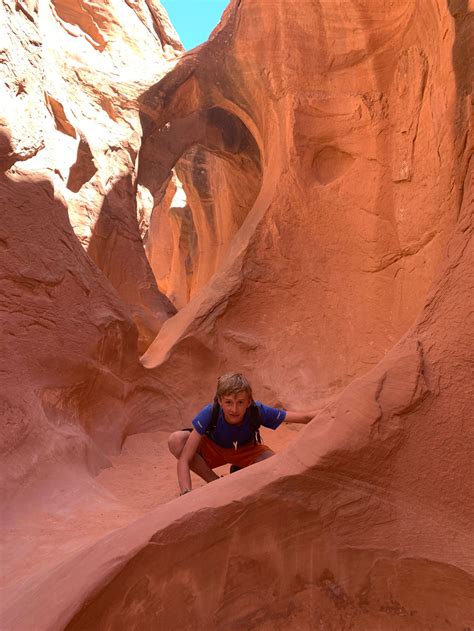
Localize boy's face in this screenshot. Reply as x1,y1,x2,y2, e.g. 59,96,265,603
218,391,251,425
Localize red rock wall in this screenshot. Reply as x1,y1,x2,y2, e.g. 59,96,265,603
0,0,180,351
0,167,124,501
140,0,465,414
0,0,184,519
63,0,473,628
145,109,262,308
70,141,474,629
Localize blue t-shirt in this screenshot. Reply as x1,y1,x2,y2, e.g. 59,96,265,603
192,401,286,449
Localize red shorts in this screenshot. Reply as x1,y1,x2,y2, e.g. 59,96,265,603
198,435,273,469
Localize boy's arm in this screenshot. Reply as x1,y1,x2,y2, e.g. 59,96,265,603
284,410,319,424
177,429,202,494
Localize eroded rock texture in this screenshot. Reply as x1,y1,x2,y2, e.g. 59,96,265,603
1,0,473,630
0,0,179,350
144,107,262,307
139,0,467,412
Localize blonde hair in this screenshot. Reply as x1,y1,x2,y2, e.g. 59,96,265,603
215,373,253,400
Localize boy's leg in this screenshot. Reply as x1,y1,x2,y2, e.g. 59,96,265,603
168,431,219,483
254,449,275,463
230,448,274,473
228,444,276,471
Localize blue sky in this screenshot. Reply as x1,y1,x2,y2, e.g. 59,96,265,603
161,0,229,50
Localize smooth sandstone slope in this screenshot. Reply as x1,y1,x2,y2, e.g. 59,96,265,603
0,0,179,350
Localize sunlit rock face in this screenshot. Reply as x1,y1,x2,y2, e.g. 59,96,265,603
0,0,181,349
139,0,465,409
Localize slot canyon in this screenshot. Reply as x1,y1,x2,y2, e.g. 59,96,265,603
0,0,472,629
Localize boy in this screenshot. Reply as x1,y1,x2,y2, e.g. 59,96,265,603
168,372,318,495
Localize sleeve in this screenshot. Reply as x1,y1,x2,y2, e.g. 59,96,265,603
191,403,214,435
256,402,286,430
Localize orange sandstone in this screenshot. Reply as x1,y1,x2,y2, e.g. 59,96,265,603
1,0,473,630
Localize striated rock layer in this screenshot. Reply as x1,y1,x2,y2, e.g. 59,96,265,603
1,0,473,629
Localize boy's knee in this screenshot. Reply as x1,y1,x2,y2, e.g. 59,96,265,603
168,431,188,457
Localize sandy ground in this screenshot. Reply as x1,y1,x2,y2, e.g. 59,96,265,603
97,424,302,508
1,424,302,597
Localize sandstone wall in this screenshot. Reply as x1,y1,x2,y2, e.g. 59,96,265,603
140,0,465,415
0,0,180,350
65,0,472,627
1,0,473,629
0,0,185,520
145,109,262,308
